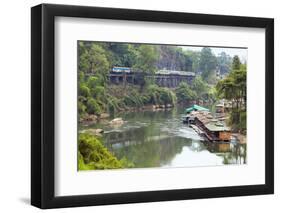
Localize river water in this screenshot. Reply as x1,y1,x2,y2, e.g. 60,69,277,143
88,107,246,169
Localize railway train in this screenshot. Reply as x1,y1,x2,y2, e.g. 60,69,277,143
112,67,132,73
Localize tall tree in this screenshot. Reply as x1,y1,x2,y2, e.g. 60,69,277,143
216,61,247,130
108,43,138,67
80,44,108,73
192,76,209,99
199,47,217,81
217,51,232,75
79,43,110,83
185,50,200,73
232,55,241,70
134,45,159,74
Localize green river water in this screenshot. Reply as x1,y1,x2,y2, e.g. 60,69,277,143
87,107,246,168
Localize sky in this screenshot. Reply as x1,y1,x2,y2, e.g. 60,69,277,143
180,46,248,63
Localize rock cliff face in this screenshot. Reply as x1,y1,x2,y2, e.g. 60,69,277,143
156,45,193,71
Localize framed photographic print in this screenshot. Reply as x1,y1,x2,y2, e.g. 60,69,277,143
31,3,274,209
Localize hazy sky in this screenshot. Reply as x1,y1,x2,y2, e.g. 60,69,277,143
181,46,248,63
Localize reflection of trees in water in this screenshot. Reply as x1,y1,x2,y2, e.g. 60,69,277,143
104,124,247,167
204,142,247,164
104,125,152,145
116,108,180,123
105,130,192,168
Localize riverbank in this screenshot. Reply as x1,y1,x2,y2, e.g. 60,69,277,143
79,78,217,126
80,104,175,125
80,98,216,126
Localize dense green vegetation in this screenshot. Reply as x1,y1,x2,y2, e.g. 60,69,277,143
78,42,235,118
186,47,232,84
77,41,242,123
78,133,134,170
78,42,180,116
175,76,217,104
216,56,247,133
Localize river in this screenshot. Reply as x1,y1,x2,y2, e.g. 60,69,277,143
86,107,246,169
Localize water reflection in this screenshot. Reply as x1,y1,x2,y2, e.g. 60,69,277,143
89,108,246,168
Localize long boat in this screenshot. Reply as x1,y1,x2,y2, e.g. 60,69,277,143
183,105,231,142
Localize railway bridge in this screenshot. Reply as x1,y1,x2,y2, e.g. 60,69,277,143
107,67,195,88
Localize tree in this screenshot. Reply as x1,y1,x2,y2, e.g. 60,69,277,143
175,82,196,103
232,55,241,70
134,45,159,74
79,83,90,97
108,43,138,67
79,43,110,81
199,47,217,81
185,50,200,73
133,45,159,89
216,77,235,100
217,52,232,75
86,98,102,115
216,60,247,131
191,76,209,99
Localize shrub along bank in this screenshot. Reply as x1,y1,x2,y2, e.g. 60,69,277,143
78,133,134,170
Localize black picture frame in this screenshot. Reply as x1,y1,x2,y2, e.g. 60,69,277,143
31,3,274,209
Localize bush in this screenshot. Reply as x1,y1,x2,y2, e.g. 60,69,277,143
191,76,208,99
141,94,150,105
79,83,90,97
78,133,131,170
145,84,176,106
78,151,92,170
91,85,105,100
123,91,144,107
124,95,137,107
158,88,176,105
78,101,87,114
159,89,169,105
146,85,159,104
106,95,120,114
87,76,100,88
86,98,102,115
175,82,196,103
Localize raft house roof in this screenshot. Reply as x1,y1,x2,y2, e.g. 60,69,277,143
190,110,231,132
205,123,231,132
185,105,210,113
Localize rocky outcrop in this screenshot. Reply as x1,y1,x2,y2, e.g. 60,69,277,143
109,118,124,126
80,128,104,136
80,114,98,125
99,113,110,119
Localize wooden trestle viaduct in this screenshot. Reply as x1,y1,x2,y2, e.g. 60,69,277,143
106,67,195,88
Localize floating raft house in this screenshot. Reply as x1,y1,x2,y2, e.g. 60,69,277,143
184,105,231,142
